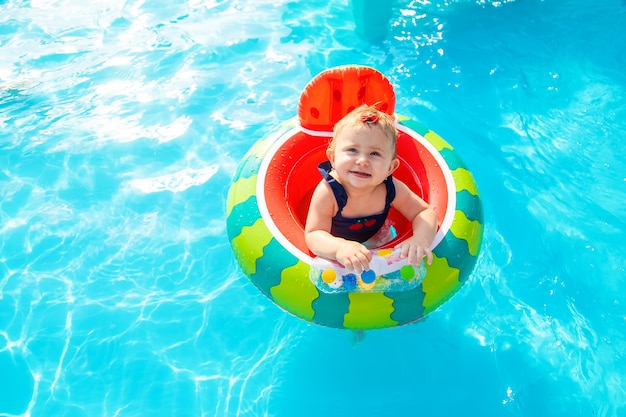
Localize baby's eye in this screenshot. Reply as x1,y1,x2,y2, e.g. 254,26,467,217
370,151,381,157
347,148,358,153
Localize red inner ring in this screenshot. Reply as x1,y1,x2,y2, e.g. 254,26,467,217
262,128,448,256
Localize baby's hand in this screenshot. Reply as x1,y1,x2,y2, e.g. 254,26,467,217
336,240,373,274
395,238,433,266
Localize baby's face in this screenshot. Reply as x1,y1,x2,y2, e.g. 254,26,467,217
328,125,399,189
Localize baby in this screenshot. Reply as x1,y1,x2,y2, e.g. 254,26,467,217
304,105,438,273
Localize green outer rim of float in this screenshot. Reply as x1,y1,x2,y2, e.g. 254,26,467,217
226,116,483,330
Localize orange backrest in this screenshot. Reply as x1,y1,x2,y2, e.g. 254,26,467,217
297,65,396,132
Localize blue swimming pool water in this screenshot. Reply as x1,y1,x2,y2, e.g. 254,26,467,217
1,0,625,416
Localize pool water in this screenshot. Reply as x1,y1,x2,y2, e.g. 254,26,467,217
1,0,625,416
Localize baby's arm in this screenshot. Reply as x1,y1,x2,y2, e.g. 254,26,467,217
391,179,438,265
304,182,372,273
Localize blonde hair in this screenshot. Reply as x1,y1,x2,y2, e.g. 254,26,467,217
330,105,398,156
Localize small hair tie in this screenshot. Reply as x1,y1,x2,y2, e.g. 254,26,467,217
361,114,379,124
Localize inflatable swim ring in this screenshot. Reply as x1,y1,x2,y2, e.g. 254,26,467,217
226,65,483,330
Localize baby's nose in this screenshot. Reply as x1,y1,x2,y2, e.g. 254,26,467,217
356,154,368,164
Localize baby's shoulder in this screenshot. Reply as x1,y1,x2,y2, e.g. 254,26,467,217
311,179,336,201
390,177,419,201
391,176,410,190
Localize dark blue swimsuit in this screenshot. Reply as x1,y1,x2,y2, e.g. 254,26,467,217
318,161,396,243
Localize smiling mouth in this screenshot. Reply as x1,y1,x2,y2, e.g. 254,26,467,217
350,170,371,178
